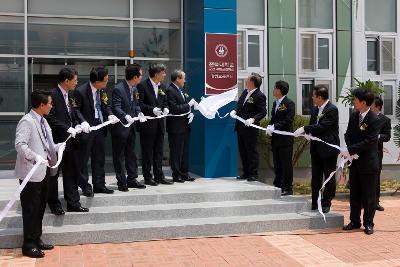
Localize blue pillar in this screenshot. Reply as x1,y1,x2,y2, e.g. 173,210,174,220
184,0,237,178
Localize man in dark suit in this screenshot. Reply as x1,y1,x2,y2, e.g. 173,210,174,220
266,80,295,196
371,97,391,211
74,66,118,197
231,73,267,181
46,68,88,214
110,64,147,191
137,63,173,186
343,88,381,235
166,70,196,183
294,85,339,213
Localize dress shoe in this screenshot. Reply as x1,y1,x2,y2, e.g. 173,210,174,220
156,178,174,185
173,177,185,183
93,186,114,194
50,207,65,216
37,240,54,250
376,204,385,211
322,206,330,213
127,180,146,189
247,176,258,182
144,179,158,186
22,247,44,258
236,175,247,180
364,225,374,235
281,190,293,196
183,176,195,182
67,205,89,212
118,185,129,192
342,221,361,231
82,188,94,197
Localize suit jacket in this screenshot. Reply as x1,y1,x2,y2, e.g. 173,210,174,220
234,88,267,136
46,87,80,143
345,109,380,173
304,101,340,158
166,83,191,134
15,110,58,182
137,78,168,134
269,96,295,147
74,82,113,134
377,113,391,157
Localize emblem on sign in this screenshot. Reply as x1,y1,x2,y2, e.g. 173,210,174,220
215,44,228,58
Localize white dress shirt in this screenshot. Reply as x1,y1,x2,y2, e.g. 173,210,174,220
150,78,159,99
90,82,100,119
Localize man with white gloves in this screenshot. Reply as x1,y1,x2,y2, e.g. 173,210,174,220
232,73,267,182
74,66,115,198
110,63,146,191
137,63,173,185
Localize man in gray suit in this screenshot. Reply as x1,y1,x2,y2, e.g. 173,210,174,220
15,90,61,258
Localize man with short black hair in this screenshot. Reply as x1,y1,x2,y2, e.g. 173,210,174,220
294,85,339,213
343,88,381,235
266,80,295,196
110,63,147,191
371,97,391,211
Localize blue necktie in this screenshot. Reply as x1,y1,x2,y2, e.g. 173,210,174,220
96,90,104,123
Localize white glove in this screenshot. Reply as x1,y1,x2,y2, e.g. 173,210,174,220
80,121,91,133
229,110,237,118
293,126,305,137
108,115,119,124
341,148,351,159
74,124,83,134
125,114,135,124
244,118,255,127
35,154,47,164
265,125,274,136
163,108,169,115
138,112,147,123
67,127,78,138
153,107,162,116
188,99,197,107
193,102,200,110
188,113,194,124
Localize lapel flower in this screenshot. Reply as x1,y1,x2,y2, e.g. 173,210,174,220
247,96,254,104
317,113,324,121
277,103,287,111
360,123,368,131
158,89,165,96
101,91,108,105
135,91,140,100
184,92,189,98
70,97,78,108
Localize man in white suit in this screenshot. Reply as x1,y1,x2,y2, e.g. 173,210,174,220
15,90,61,258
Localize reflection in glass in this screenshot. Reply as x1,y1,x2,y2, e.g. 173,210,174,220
299,0,333,29
301,34,315,71
0,58,24,112
318,38,329,70
367,40,378,72
382,40,395,73
365,0,396,32
383,85,393,115
237,0,264,25
0,22,24,54
248,35,260,68
302,83,313,115
0,120,19,169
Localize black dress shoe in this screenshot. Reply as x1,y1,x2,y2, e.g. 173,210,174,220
343,221,361,231
118,185,129,192
364,225,374,235
82,188,94,197
67,205,89,212
173,177,185,183
322,206,330,213
50,207,65,216
37,240,54,250
144,179,158,186
127,180,146,189
376,204,385,211
236,175,247,180
22,247,44,258
281,190,293,196
93,186,114,194
156,178,174,185
247,176,258,182
183,176,195,182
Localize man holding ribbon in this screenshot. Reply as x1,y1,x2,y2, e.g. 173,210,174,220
111,63,147,192
74,66,118,198
15,90,59,257
230,73,266,182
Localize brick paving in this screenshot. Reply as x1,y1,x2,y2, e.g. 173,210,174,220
2,196,400,266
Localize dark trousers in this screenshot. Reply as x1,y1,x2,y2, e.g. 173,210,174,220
376,153,383,203
77,123,106,190
20,175,48,249
111,125,138,187
349,167,377,227
168,132,189,179
311,155,337,208
272,145,293,191
140,129,164,181
237,133,258,177
47,139,80,209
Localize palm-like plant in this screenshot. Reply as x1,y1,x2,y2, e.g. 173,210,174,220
339,78,384,107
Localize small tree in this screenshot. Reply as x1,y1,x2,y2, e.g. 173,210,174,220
339,78,384,107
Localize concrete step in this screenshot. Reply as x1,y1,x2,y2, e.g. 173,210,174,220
0,198,310,228
0,212,343,248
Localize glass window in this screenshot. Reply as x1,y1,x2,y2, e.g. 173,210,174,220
0,17,24,55
28,0,130,18
299,0,333,29
132,0,180,20
2,0,23,13
237,0,264,25
301,81,313,115
248,35,260,68
383,84,393,115
301,34,315,72
367,40,378,72
318,38,329,70
365,0,396,32
237,79,245,99
381,39,395,74
0,58,25,112
0,120,19,169
237,31,245,70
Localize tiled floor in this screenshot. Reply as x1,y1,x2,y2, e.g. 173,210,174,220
2,196,400,266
